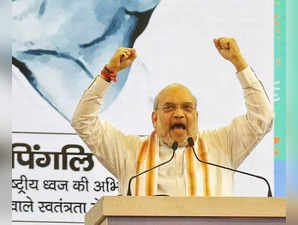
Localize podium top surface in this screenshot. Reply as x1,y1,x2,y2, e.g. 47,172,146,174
86,196,286,225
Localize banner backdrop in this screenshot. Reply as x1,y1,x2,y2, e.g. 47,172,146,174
12,1,281,224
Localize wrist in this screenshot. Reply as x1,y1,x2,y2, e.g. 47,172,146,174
106,63,119,73
101,65,118,82
230,55,248,72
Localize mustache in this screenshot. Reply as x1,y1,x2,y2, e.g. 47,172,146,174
170,123,186,129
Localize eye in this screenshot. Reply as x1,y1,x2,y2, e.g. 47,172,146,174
162,104,176,112
182,104,194,112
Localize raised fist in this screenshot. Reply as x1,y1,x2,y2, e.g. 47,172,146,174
213,38,248,72
107,47,137,72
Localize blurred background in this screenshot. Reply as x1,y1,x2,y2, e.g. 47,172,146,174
287,0,298,225
0,1,11,225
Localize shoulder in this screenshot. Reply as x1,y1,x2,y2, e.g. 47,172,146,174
198,127,229,150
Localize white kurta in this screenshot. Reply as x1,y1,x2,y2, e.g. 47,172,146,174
71,67,274,196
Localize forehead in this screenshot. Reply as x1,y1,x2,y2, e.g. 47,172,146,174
158,85,195,105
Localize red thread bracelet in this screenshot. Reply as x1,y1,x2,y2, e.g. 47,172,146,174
101,65,117,82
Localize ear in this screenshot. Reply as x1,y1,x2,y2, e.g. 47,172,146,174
152,111,157,129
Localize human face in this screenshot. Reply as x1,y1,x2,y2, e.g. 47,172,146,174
152,85,198,147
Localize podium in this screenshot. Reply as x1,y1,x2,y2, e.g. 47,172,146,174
86,196,286,225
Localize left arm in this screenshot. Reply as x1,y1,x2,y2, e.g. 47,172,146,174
213,38,274,168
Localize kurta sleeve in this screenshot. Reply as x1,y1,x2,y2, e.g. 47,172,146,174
215,67,274,169
71,75,141,178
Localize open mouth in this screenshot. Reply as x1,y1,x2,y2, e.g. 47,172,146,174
171,123,186,130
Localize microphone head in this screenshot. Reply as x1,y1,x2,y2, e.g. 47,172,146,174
187,137,194,147
172,141,178,151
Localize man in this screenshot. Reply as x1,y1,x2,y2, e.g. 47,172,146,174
72,38,274,196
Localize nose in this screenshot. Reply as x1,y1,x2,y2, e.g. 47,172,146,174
174,115,184,120
173,107,185,119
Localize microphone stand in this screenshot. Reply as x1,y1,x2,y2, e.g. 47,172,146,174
187,137,272,197
126,141,178,196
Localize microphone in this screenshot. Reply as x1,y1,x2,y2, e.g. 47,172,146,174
126,141,179,196
187,137,272,197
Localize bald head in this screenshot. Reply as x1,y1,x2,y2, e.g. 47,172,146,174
153,83,197,111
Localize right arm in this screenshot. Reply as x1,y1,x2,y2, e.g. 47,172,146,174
71,48,138,178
